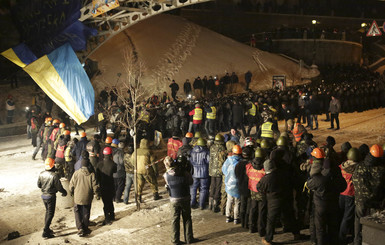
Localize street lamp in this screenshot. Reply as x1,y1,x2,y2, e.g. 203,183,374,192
312,19,317,65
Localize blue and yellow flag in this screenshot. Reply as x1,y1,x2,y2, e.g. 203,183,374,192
24,43,94,124
1,43,37,67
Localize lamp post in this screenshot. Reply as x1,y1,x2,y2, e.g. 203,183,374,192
312,19,317,65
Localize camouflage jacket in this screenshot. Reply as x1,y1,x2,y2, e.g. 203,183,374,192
352,154,385,208
209,141,227,177
124,153,134,174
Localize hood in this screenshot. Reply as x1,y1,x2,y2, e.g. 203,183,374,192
364,154,383,167
192,145,207,153
80,166,91,176
140,139,148,149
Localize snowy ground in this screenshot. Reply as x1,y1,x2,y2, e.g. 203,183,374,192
0,108,385,244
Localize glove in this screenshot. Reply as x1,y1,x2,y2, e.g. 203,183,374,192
61,189,67,197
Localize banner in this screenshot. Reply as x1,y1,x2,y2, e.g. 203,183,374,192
24,43,94,124
272,75,286,91
1,43,37,67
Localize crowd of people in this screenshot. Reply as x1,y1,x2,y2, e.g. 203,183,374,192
32,65,385,244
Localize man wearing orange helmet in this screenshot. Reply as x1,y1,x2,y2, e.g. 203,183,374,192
306,147,347,245
352,144,385,245
37,158,67,238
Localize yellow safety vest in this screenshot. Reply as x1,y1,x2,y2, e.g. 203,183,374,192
261,122,273,138
248,104,256,116
193,108,203,121
140,111,150,123
270,107,278,121
206,106,216,120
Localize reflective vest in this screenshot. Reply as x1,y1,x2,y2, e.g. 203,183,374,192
167,138,183,160
193,108,203,121
248,104,256,116
340,165,354,196
261,122,273,138
140,110,150,123
292,123,303,142
49,128,59,142
31,117,37,130
270,107,278,121
246,163,265,193
55,144,66,159
206,106,216,120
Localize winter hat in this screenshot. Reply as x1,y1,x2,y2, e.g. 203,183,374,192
81,150,89,160
163,156,174,170
359,144,370,159
341,142,352,154
326,136,336,146
263,159,275,174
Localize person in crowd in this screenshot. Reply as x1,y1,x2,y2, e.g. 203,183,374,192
190,138,210,209
37,158,67,239
208,133,227,212
183,79,192,98
69,150,99,237
222,144,242,224
169,79,179,101
164,156,197,245
329,95,341,130
112,141,125,203
123,145,135,205
96,146,117,225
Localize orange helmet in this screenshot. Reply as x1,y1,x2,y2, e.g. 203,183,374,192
232,145,242,155
45,158,55,170
105,136,112,144
64,130,71,135
311,148,325,159
53,119,60,124
80,132,87,137
45,117,52,123
185,132,193,138
59,123,65,128
370,144,384,158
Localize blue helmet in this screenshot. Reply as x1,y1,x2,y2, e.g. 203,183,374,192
112,139,119,145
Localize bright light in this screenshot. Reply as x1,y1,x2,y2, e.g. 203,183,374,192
312,20,317,25
361,23,367,28
25,107,29,111
188,94,191,99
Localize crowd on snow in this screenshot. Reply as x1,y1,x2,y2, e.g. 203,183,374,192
29,64,385,244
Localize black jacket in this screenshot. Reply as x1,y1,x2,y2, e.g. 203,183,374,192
235,159,251,197
97,157,117,192
37,169,66,196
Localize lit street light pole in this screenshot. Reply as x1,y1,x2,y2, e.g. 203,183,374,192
312,19,317,65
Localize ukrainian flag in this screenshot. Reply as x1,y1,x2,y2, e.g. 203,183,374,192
24,43,94,124
1,43,37,67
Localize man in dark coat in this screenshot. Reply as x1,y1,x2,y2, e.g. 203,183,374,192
183,79,192,97
97,146,117,225
169,80,179,101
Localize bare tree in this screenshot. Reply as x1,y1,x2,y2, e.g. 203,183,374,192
103,48,149,210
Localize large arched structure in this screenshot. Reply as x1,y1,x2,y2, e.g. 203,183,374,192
80,0,212,60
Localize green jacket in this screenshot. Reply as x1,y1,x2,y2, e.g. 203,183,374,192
209,141,227,177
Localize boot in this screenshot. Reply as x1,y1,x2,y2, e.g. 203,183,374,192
208,198,214,211
32,153,36,160
153,192,162,201
213,200,220,213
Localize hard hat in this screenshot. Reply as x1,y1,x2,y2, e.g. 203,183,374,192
370,144,384,158
196,138,206,146
276,136,288,146
311,148,325,159
59,123,65,128
255,147,266,159
214,133,224,141
185,132,193,138
45,158,55,170
347,148,360,162
244,137,253,146
45,117,52,123
64,130,71,135
80,132,86,137
112,138,120,145
105,136,112,144
232,145,242,155
53,119,60,124
194,131,201,138
260,139,271,149
103,147,112,155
